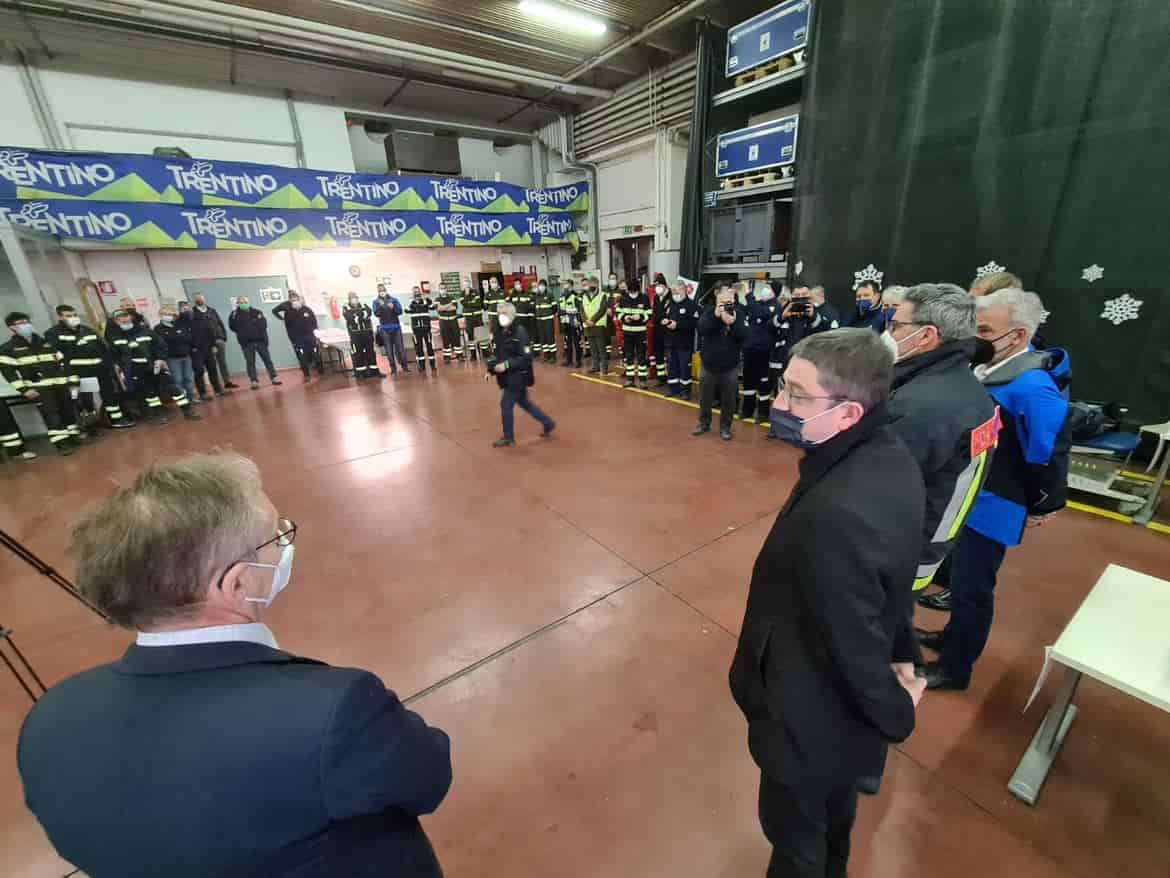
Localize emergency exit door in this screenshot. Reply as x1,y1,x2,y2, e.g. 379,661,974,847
180,275,300,377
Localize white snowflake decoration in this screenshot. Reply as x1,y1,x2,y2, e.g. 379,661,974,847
1081,264,1104,283
794,260,804,275
1100,293,1142,325
975,260,1005,279
852,263,883,290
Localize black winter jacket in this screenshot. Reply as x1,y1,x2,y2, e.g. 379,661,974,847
229,309,270,345
490,325,534,391
272,302,318,338
661,297,700,348
729,405,924,787
154,320,194,358
697,305,749,372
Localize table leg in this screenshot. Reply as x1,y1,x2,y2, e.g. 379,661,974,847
1008,666,1081,805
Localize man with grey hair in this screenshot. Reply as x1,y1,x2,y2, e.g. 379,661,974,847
918,288,1069,691
18,452,452,876
730,328,926,877
489,299,555,447
883,283,999,651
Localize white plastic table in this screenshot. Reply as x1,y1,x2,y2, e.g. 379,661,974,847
1009,563,1170,805
314,328,351,374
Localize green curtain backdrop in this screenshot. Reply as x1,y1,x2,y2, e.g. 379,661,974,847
792,0,1170,422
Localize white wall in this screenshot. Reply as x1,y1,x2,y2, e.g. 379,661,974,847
0,61,354,171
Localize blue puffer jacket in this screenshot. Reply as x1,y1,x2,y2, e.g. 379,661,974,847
964,348,1070,547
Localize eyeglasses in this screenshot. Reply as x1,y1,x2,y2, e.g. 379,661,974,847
217,518,296,590
777,386,846,407
886,319,927,333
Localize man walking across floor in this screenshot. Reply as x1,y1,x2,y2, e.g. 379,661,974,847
343,292,383,380
918,289,1069,691
45,304,134,430
2,312,82,454
616,281,652,387
661,279,700,398
272,291,323,383
373,284,410,375
693,286,748,440
488,301,555,448
580,279,611,376
730,328,926,878
407,286,437,372
229,297,283,390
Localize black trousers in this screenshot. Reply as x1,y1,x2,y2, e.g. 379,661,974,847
128,366,188,416
652,328,667,382
87,368,129,425
742,349,773,419
622,333,647,380
291,334,323,377
940,527,1008,683
349,330,378,377
191,344,223,395
501,384,553,440
439,320,461,359
0,401,29,454
31,385,80,445
699,365,737,431
563,323,582,365
666,344,693,395
413,327,436,366
586,334,609,372
537,319,557,360
242,341,277,382
759,773,858,878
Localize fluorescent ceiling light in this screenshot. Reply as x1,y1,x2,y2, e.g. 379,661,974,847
439,68,520,90
519,1,607,37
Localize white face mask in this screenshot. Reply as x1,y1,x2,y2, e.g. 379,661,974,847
196,304,207,311
243,543,294,608
65,316,82,327
755,289,775,301
880,331,899,362
538,284,547,292
655,285,667,296
161,315,174,325
607,280,617,288
887,325,928,363
671,294,684,303
498,313,514,327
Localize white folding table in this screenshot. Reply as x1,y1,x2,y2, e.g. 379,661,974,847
1009,563,1170,805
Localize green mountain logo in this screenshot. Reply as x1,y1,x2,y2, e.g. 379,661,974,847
454,193,529,214
389,225,445,247
17,186,82,201
113,222,197,248
203,185,321,210
539,191,590,213
17,174,185,205
342,189,439,211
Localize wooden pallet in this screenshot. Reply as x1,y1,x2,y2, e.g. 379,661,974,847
719,168,792,190
733,52,801,87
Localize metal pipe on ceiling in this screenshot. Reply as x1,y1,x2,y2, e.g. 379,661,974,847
123,0,616,98
561,0,708,82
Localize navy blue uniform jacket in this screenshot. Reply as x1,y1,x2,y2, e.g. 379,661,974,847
18,642,452,878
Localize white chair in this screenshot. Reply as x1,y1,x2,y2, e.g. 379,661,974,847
1140,420,1170,473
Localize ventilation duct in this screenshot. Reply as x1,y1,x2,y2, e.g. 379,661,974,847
384,130,462,176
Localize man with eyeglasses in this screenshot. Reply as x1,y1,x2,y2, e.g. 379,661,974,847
731,329,926,878
881,284,999,643
18,452,452,877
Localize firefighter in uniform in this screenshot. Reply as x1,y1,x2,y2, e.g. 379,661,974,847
559,280,582,367
580,281,612,375
616,283,652,387
0,396,37,459
407,286,437,371
45,304,133,430
766,287,838,437
661,281,700,398
515,279,536,342
649,274,670,386
534,279,558,363
461,286,484,361
1,312,81,454
343,292,382,379
482,277,504,345
106,308,201,424
436,288,461,362
741,283,781,422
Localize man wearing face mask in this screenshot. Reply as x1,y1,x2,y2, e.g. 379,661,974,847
732,329,926,878
916,289,1069,691
45,304,133,430
662,280,700,398
273,291,323,383
616,282,652,388
229,297,283,390
435,286,461,363
190,294,237,394
580,279,612,376
104,296,147,339
845,281,889,333
460,285,484,362
407,286,437,372
108,308,202,424
514,279,536,343
533,279,558,363
155,305,198,406
372,284,410,375
1,312,82,454
648,273,669,385
482,276,504,342
343,292,383,379
18,452,453,877
559,278,583,368
488,301,555,447
694,287,749,440
742,282,782,423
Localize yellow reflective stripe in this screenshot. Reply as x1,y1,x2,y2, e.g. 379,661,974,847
622,326,648,332
946,451,987,542
913,574,935,591
55,335,77,342
71,358,104,366
77,335,99,345
0,355,19,365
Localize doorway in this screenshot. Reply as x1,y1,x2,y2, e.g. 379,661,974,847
609,235,654,290
180,275,299,377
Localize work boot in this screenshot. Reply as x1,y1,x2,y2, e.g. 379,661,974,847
271,376,283,386
624,376,635,387
492,437,515,448
224,380,240,389
182,407,202,422
18,450,37,460
720,428,733,441
250,381,260,390
200,393,213,402
691,424,710,436
57,441,76,456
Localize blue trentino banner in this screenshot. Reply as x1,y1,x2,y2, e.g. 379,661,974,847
0,200,581,250
726,0,811,77
715,114,799,177
0,147,590,214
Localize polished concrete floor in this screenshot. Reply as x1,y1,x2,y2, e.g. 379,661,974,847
1,355,1168,878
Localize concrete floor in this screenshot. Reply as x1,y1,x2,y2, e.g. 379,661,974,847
1,356,1168,878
